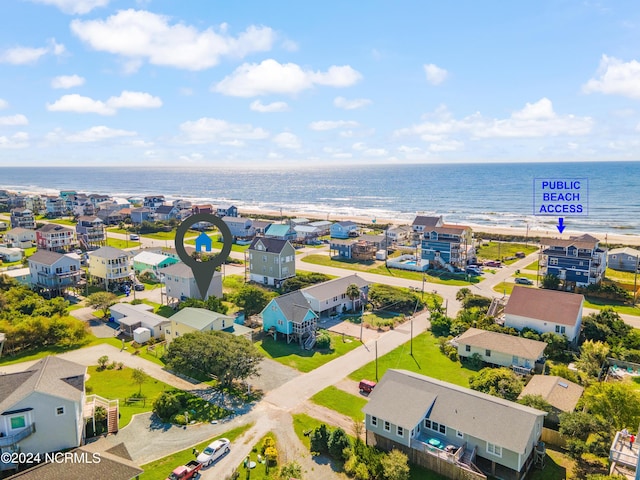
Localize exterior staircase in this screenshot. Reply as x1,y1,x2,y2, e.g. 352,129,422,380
85,394,119,435
303,333,316,350
107,406,118,433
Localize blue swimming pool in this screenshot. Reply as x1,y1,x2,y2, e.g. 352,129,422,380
402,261,417,265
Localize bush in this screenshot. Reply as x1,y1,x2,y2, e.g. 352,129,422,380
107,360,117,370
261,436,276,455
97,355,109,370
153,392,182,421
264,446,278,466
310,424,329,454
172,413,186,425
466,352,484,369
354,463,369,480
328,427,350,460
316,331,331,349
130,299,143,305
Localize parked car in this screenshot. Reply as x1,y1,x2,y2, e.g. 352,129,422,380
483,260,502,267
465,267,482,276
134,283,145,291
166,460,202,480
129,233,140,240
196,438,230,466
515,277,534,285
359,379,377,394
515,251,526,258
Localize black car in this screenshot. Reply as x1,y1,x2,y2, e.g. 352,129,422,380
133,283,145,291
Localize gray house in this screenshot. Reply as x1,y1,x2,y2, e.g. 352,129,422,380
0,356,87,458
223,216,256,239
363,369,546,480
302,273,371,316
248,237,296,287
608,247,640,272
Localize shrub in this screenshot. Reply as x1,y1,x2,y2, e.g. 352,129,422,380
466,352,484,369
328,427,350,460
107,360,117,370
261,436,276,455
130,299,143,305
310,424,329,454
316,331,331,349
117,362,124,370
172,413,186,425
152,392,182,421
355,463,369,480
97,355,109,370
264,446,278,466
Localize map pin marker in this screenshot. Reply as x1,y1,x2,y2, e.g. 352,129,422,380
174,213,233,300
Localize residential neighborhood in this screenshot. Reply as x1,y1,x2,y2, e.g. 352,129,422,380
1,190,640,480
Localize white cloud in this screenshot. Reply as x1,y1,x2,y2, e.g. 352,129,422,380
179,117,269,144
363,148,388,157
0,99,7,110
71,9,275,71
47,91,162,115
394,98,593,141
583,55,640,99
352,142,366,151
398,145,421,154
424,63,448,86
220,139,245,147
428,140,464,152
272,132,300,149
29,0,109,14
64,126,137,142
281,39,299,52
1,38,64,65
309,120,359,131
250,100,289,113
333,96,372,110
0,132,28,149
0,114,28,126
51,74,85,89
213,59,362,97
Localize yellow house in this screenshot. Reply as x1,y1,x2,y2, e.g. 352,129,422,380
165,307,251,344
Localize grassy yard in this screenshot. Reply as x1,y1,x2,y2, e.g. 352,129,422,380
605,267,639,284
85,366,175,428
139,423,252,479
349,331,478,386
235,433,281,480
475,241,539,265
527,446,577,480
524,260,540,271
185,233,250,252
47,218,77,226
106,237,140,249
512,272,538,280
223,274,245,296
140,230,176,240
302,254,478,286
583,297,640,316
255,332,360,373
310,386,367,422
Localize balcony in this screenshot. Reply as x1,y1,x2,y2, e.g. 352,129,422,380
0,423,36,448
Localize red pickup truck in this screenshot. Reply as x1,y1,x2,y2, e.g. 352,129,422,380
166,460,202,480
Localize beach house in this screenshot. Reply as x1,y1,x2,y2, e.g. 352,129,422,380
9,208,35,229
362,369,546,480
165,307,248,344
607,247,640,273
247,237,296,287
142,195,165,212
503,286,584,344
133,251,178,278
330,221,358,239
223,216,256,239
216,204,238,217
539,234,607,289
261,290,318,348
421,224,474,269
36,224,77,252
301,273,371,316
264,223,297,241
88,246,133,291
160,262,223,302
5,227,36,248
109,303,170,338
411,215,443,234
44,196,66,217
28,250,82,297
75,216,106,249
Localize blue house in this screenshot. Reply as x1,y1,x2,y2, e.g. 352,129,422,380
195,232,213,252
330,221,358,239
540,234,607,289
421,224,473,269
264,223,297,241
261,290,318,348
216,204,238,217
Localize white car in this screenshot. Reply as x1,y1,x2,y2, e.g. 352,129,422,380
196,438,230,466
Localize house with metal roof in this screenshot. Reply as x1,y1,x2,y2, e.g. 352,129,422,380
362,369,546,480
504,286,584,343
160,262,222,302
0,356,88,458
452,328,547,374
133,251,178,278
165,307,250,344
264,223,297,241
261,290,318,348
518,375,583,424
301,273,371,316
247,237,296,287
109,303,170,338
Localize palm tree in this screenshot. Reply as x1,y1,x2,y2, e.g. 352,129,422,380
346,283,361,313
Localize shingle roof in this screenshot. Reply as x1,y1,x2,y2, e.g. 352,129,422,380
302,274,370,302
89,246,132,260
0,356,86,413
272,291,317,324
154,205,174,214
6,440,142,480
608,247,640,257
37,224,74,233
170,307,234,330
505,286,583,327
160,262,197,278
7,227,34,236
28,249,66,266
518,375,584,413
77,215,102,223
539,233,600,250
412,215,442,227
362,369,545,454
455,328,547,360
248,237,289,253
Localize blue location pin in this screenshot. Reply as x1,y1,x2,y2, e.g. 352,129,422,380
174,213,233,299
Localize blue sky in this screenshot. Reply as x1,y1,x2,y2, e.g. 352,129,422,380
1,0,640,166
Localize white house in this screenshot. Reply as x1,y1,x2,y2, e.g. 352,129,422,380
301,273,371,317
160,262,223,302
109,303,170,338
504,286,584,344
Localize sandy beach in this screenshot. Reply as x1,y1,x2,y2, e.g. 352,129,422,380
239,207,640,247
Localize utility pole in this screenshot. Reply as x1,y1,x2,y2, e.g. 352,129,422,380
410,318,413,356
635,254,639,306
375,341,378,381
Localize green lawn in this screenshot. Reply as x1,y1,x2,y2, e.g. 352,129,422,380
349,331,477,386
141,230,176,240
107,227,129,234
235,433,280,480
524,260,540,271
512,272,538,280
527,445,577,480
310,386,367,422
47,218,77,226
302,254,478,286
106,237,140,249
605,267,639,284
583,297,640,316
85,366,176,427
255,332,360,372
476,242,539,265
139,423,252,479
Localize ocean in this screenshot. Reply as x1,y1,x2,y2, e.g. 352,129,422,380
1,161,639,235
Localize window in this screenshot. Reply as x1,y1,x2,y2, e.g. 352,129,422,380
262,255,267,262
512,355,519,364
465,345,471,352
487,443,502,457
165,329,171,335
371,416,377,427
432,422,439,431
411,429,414,437
555,325,566,334
384,421,390,432
485,349,491,357
10,416,26,429
550,258,558,266
456,430,464,439
424,419,431,429
439,424,446,434
397,426,404,437
56,406,65,415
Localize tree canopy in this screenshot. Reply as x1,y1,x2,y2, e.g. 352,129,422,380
469,367,523,401
233,285,272,316
86,292,118,318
